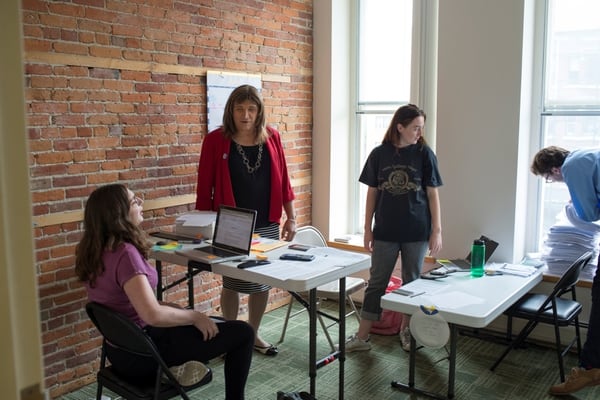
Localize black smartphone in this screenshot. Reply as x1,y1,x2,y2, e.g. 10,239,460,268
279,253,315,262
288,243,312,251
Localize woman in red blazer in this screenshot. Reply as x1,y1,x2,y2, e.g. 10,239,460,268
195,85,296,356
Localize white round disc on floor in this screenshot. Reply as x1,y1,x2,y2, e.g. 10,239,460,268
409,305,450,349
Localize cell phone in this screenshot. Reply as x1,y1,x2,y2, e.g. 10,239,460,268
288,243,312,252
279,253,315,262
237,260,271,269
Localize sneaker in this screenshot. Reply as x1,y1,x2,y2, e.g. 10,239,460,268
399,327,411,352
335,333,371,353
549,367,600,395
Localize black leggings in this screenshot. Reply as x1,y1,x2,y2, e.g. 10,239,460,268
107,319,254,400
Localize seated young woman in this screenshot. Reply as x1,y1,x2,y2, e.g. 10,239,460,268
75,184,254,400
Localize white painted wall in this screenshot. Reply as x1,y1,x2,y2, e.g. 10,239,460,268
313,0,593,345
1,0,46,398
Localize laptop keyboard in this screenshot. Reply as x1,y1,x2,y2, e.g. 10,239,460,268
202,246,240,258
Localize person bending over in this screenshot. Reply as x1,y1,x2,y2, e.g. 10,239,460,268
531,146,600,395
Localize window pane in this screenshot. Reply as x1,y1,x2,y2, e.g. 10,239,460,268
352,0,414,235
358,0,412,104
545,0,600,109
540,115,600,238
356,113,393,233
538,0,600,251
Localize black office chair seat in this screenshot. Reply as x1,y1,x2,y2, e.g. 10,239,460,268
507,293,583,325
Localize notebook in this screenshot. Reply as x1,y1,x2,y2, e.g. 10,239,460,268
175,205,256,264
442,235,499,272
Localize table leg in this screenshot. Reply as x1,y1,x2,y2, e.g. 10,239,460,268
188,263,194,308
156,260,163,301
448,324,457,399
338,277,346,400
390,325,454,400
309,288,317,396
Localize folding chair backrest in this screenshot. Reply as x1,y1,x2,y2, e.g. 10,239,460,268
552,251,593,298
86,302,159,359
295,226,327,247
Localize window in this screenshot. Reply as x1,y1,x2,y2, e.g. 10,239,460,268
352,0,414,233
537,0,600,248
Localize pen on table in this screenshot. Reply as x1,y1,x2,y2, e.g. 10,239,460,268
409,291,426,298
177,239,201,244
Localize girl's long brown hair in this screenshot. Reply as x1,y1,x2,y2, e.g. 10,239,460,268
382,103,428,148
75,184,150,287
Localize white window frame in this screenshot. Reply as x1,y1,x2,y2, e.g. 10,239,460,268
530,0,600,252
348,0,437,236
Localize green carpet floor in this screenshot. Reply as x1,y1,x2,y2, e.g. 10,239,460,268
60,299,600,399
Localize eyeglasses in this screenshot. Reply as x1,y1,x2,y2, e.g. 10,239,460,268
130,196,143,206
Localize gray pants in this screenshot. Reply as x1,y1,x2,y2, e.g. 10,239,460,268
360,239,429,321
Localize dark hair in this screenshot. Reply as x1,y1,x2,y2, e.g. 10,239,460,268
382,104,428,147
530,146,570,176
221,84,268,143
75,184,150,287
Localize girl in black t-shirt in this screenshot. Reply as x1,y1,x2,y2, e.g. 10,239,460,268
340,104,443,353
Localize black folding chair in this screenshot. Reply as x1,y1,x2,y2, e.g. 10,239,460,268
86,302,212,400
490,251,593,382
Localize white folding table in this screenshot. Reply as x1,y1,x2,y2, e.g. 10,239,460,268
152,243,371,399
380,267,544,399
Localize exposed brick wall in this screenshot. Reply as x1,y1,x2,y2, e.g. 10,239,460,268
21,1,313,397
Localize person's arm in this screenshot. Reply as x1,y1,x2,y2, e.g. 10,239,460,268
281,200,296,241
426,186,442,255
124,274,219,340
195,133,219,210
363,186,378,252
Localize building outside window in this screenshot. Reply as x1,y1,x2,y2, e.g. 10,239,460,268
352,0,413,234
537,0,600,249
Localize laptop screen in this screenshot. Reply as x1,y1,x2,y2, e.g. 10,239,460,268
465,235,499,263
212,205,257,254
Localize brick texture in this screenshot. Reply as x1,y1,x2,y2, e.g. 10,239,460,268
22,1,313,397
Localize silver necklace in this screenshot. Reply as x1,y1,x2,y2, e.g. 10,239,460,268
235,142,263,174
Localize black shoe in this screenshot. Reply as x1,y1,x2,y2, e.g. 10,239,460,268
277,391,315,400
254,343,278,356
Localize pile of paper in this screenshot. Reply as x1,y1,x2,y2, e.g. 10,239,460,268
175,211,217,240
542,203,599,281
498,263,538,277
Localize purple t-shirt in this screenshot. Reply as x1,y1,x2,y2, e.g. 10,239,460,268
86,242,157,328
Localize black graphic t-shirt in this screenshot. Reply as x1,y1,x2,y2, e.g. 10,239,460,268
359,142,443,242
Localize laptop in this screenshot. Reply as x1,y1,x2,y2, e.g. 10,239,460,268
441,235,499,272
176,205,256,264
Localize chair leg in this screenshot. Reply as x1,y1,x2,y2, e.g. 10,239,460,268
347,295,361,324
506,315,513,342
574,316,582,358
95,380,103,400
278,298,295,344
317,313,336,351
491,319,539,372
553,322,566,382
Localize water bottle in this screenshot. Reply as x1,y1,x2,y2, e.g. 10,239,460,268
470,239,485,277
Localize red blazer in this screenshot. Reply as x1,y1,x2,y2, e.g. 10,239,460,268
195,126,295,224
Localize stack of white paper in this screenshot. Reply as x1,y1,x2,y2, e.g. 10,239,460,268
175,211,216,239
542,204,599,281
497,263,537,277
